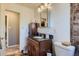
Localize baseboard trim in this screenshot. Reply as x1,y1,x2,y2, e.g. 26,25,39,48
7,44,19,48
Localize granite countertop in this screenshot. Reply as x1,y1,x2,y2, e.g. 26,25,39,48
33,38,49,41
28,36,49,42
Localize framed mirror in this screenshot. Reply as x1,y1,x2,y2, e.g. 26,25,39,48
40,9,48,27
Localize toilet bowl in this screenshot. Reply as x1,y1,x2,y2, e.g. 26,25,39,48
54,42,75,56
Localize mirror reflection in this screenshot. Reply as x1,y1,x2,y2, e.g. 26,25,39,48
40,9,48,27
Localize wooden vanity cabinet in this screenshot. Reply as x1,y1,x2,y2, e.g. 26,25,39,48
27,38,39,56
27,38,52,56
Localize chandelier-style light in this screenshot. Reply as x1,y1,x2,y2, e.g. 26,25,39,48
38,3,52,12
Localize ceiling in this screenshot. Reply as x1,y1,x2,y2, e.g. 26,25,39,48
19,3,41,9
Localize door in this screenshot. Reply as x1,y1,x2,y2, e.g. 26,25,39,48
5,10,19,47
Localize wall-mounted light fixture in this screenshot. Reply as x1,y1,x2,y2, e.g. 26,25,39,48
37,3,52,12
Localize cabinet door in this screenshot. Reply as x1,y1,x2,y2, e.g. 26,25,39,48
31,43,39,56
40,40,52,56
28,39,39,56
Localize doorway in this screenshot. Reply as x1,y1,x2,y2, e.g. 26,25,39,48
5,10,20,48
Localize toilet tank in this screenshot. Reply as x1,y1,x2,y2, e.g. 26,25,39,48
54,42,75,56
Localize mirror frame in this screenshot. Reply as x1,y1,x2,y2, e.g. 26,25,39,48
39,9,48,27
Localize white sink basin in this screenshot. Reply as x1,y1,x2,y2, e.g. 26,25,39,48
33,36,48,41
33,36,43,39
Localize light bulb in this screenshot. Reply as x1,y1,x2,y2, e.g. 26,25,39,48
38,8,41,12
40,5,44,10
44,3,48,7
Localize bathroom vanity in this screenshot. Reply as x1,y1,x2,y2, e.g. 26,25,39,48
27,23,54,56
27,37,52,56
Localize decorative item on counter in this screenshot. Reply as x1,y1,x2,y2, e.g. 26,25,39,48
49,35,53,39
62,41,71,46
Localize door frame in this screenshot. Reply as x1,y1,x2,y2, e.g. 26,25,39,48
5,10,20,48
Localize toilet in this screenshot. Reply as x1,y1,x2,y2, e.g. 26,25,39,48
54,42,75,56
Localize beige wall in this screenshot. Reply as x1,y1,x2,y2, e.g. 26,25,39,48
49,3,70,42
33,9,40,23
34,3,70,42
0,4,35,51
